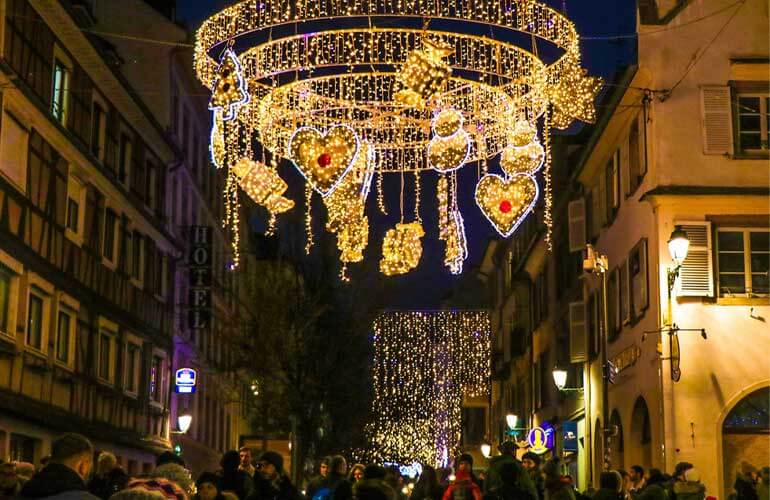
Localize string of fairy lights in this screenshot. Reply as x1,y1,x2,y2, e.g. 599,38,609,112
197,0,601,273
366,311,491,467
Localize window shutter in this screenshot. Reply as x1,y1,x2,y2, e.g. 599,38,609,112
700,86,734,155
677,221,714,297
568,199,586,253
569,301,587,363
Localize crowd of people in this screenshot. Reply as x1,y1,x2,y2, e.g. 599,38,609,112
0,433,768,500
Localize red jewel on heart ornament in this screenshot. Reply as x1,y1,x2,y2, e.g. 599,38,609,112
317,153,332,168
499,200,512,213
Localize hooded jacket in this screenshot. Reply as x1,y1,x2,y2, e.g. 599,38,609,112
20,463,101,500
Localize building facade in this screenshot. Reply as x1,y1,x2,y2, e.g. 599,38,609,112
486,0,769,496
0,0,255,474
0,0,177,472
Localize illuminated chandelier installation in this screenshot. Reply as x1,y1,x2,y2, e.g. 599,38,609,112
367,311,491,467
196,0,601,272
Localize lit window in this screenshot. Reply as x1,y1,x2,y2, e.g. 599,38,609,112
26,293,44,350
52,59,70,125
65,177,84,243
717,229,769,297
150,355,164,402
736,95,769,152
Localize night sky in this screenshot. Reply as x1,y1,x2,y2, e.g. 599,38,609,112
176,0,637,308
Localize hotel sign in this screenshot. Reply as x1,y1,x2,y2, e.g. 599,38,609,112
188,226,212,332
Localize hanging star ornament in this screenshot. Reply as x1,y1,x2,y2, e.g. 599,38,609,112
548,58,603,129
208,48,250,121
475,174,539,237
288,125,361,197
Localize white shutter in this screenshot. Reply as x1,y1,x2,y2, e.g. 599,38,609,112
700,86,734,155
677,221,714,297
569,301,587,363
568,199,586,253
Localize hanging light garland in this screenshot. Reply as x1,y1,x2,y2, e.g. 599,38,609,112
196,0,600,274
367,311,491,467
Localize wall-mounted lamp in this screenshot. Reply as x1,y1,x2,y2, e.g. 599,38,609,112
480,443,492,458
667,226,690,294
176,414,192,434
506,414,518,430
552,366,584,392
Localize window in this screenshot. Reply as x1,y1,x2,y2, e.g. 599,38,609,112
52,59,71,125
606,149,620,219
717,229,769,297
147,163,158,211
98,330,115,382
65,176,86,244
150,355,164,403
619,260,630,325
0,111,30,192
55,308,74,365
0,268,11,335
627,117,646,195
131,231,144,284
629,239,649,319
26,292,44,350
90,101,105,159
608,268,620,342
124,341,141,395
103,208,118,265
736,95,769,152
118,134,132,185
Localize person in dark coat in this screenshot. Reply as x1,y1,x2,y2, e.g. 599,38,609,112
248,451,303,500
482,461,535,500
20,433,100,499
324,456,353,500
542,458,574,500
308,458,333,500
411,465,445,500
734,462,759,500
196,471,227,500
592,472,624,500
632,469,668,500
522,453,544,500
220,450,254,499
672,469,704,500
88,452,129,499
485,442,538,500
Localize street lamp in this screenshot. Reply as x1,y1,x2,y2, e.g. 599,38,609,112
667,226,690,293
480,443,492,458
506,414,518,430
552,366,583,392
177,414,192,434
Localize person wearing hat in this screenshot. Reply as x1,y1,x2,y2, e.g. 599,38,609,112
111,478,188,500
195,472,226,500
247,451,302,500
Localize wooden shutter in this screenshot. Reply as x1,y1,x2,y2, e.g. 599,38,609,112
568,199,586,253
700,86,734,155
569,301,587,363
677,221,714,297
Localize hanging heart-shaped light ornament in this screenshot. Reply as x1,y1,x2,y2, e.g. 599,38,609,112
288,125,360,197
231,158,295,214
475,174,539,237
500,141,546,176
509,120,539,147
380,222,425,276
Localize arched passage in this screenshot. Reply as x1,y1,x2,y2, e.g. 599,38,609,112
609,409,624,470
629,397,652,467
722,386,769,497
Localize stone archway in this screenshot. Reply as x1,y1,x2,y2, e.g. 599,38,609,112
721,386,769,499
629,397,652,468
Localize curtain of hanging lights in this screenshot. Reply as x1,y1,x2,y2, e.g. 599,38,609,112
365,311,491,467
